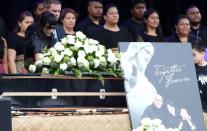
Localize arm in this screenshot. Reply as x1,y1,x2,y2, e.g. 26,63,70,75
34,53,42,62
7,48,17,73
1,37,8,73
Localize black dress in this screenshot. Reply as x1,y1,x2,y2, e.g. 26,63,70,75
167,34,196,43
76,17,103,39
8,34,25,55
96,26,132,49
141,33,163,42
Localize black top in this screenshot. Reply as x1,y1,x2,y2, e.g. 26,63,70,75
0,17,8,39
195,64,207,112
8,34,25,55
76,17,103,39
190,26,207,47
0,17,8,59
167,34,197,43
141,33,163,42
25,30,56,59
95,27,132,49
121,19,144,41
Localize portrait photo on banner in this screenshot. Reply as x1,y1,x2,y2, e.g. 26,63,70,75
119,42,206,131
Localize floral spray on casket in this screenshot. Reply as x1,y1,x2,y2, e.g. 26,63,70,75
28,31,122,84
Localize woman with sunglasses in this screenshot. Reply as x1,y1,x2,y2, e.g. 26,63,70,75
25,11,58,64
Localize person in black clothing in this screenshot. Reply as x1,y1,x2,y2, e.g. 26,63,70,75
96,4,132,49
32,0,46,20
8,11,34,73
167,15,196,43
56,8,78,40
24,11,57,64
141,94,166,120
141,8,164,42
0,17,8,74
122,0,146,41
76,0,103,39
192,43,207,113
186,5,207,46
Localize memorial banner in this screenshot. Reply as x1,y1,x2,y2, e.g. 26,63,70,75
119,42,205,131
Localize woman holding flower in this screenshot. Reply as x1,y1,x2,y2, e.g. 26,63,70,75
25,11,58,64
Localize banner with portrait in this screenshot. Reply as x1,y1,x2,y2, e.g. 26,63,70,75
119,42,205,131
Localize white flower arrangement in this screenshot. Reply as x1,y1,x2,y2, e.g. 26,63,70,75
28,31,122,83
133,118,180,131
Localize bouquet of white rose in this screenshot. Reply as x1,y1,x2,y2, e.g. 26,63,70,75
28,31,122,83
133,118,180,131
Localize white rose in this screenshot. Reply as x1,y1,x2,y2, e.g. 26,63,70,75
93,59,100,68
42,67,49,74
91,45,98,52
61,37,68,45
107,53,118,64
50,47,57,55
29,64,36,73
54,42,65,51
75,40,83,48
99,56,106,62
84,38,89,45
35,60,43,66
77,57,89,68
43,57,51,65
77,56,85,63
83,44,91,54
54,54,63,63
82,59,89,68
107,49,113,54
63,48,73,56
76,31,86,40
95,50,104,57
70,57,76,65
78,50,86,58
67,35,75,45
60,63,68,71
88,38,99,45
98,45,105,54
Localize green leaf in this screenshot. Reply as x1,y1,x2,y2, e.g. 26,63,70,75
72,68,82,79
54,68,60,75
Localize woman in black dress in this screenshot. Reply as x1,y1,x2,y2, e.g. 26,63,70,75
96,4,132,49
25,11,58,64
167,15,195,43
8,11,34,73
141,8,164,42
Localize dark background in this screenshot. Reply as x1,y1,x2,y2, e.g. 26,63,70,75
0,0,207,37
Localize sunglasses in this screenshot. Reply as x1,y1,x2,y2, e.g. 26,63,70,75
45,25,56,30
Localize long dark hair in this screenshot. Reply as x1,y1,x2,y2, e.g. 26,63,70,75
37,11,58,29
13,11,33,34
143,8,164,42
